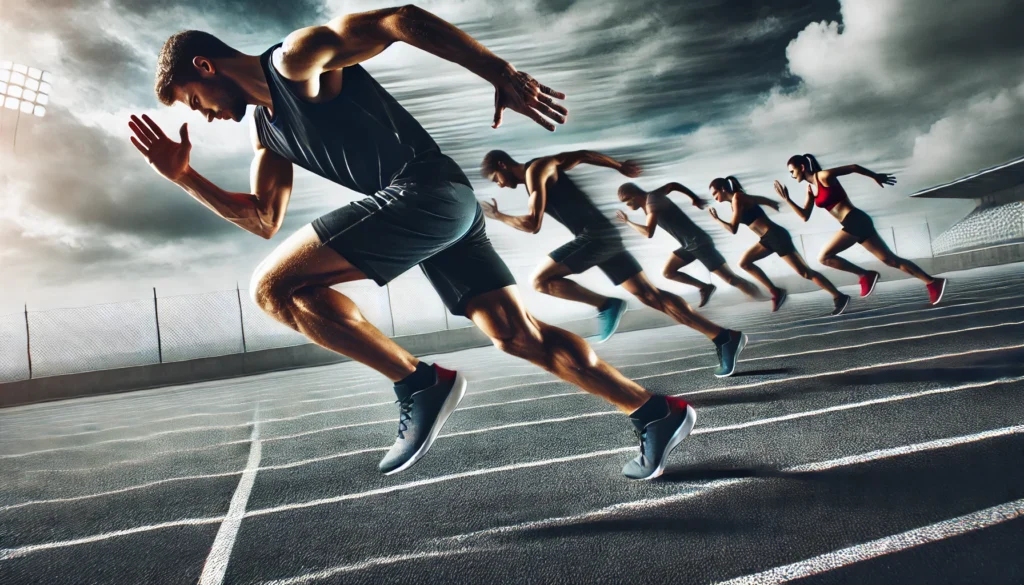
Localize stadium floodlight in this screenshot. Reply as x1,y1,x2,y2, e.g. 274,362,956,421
0,60,53,151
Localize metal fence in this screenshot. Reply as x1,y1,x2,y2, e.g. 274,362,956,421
0,222,936,384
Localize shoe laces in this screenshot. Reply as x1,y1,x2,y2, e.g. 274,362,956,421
633,427,648,466
395,396,414,439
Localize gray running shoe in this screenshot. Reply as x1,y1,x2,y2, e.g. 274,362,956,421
379,365,467,475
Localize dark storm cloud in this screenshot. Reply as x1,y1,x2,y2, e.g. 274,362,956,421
111,0,328,35
9,106,242,242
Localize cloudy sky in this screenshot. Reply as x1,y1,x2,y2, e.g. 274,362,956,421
1,0,1023,313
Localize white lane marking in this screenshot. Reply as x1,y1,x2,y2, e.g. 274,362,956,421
0,516,226,560
0,470,244,512
257,547,500,585
243,375,1024,519
714,499,1024,585
4,379,1020,558
444,424,1024,544
10,338,1023,466
197,406,263,585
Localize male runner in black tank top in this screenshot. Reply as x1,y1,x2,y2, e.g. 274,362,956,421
615,182,764,306
481,150,747,378
128,6,695,480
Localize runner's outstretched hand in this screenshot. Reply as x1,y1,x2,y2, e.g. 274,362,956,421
129,114,191,183
492,66,567,132
618,160,642,178
872,172,897,187
481,198,500,219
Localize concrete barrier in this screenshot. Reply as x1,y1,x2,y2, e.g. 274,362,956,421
2,246,1022,408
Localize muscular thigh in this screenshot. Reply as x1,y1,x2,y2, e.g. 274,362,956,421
531,256,577,283
253,224,369,291
464,286,542,342
740,243,773,265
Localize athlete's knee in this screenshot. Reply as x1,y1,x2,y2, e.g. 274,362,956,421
739,260,755,273
661,266,677,279
819,253,838,267
882,255,900,268
531,273,553,295
249,264,286,313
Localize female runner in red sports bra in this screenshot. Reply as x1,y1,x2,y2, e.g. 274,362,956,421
775,154,947,305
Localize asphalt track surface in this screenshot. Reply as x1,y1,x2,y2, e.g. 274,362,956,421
1,263,1023,585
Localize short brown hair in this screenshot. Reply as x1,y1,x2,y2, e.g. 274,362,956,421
155,30,240,106
480,150,515,177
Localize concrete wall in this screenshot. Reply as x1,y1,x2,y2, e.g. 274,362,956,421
2,244,1022,408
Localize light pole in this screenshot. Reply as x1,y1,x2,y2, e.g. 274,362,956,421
0,60,52,154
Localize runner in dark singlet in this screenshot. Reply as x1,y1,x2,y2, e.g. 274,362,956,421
481,150,747,378
776,154,947,305
127,7,698,480
615,182,764,306
709,176,851,315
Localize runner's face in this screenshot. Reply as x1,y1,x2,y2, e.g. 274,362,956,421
489,171,518,189
179,78,248,123
788,164,803,182
711,186,726,202
620,194,642,210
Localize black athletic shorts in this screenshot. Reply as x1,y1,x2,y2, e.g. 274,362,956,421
673,243,727,271
550,233,643,285
759,224,797,257
312,180,516,316
840,208,876,243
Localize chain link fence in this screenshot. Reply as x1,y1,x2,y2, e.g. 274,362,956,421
0,222,936,384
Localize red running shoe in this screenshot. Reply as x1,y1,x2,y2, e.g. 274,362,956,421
927,278,947,305
860,271,880,297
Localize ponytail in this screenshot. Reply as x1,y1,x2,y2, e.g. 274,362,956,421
709,176,744,194
787,153,821,173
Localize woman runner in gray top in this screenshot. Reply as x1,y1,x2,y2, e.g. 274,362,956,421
615,182,764,307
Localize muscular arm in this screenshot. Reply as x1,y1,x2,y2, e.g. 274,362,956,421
620,202,659,238
552,150,639,175
782,188,814,221
277,5,566,129
652,182,705,208
485,160,551,234
176,124,293,239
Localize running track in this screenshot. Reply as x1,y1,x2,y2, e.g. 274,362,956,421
1,263,1023,585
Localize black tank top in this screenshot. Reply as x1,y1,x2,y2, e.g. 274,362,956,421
652,196,712,250
526,159,617,238
253,44,469,195
738,200,767,225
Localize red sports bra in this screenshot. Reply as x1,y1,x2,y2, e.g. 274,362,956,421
814,176,848,211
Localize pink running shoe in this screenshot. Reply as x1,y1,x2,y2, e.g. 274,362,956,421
860,271,880,297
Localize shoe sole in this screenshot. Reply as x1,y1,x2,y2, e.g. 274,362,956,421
863,273,880,297
641,405,697,481
931,279,947,305
595,301,628,344
832,295,851,316
383,371,468,476
699,286,716,308
714,333,747,378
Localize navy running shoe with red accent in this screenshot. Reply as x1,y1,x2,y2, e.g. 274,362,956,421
623,397,697,480
379,365,467,475
771,289,788,312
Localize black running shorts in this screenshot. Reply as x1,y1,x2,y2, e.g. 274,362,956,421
673,243,727,271
758,224,797,257
312,181,516,316
840,208,876,243
549,233,643,285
